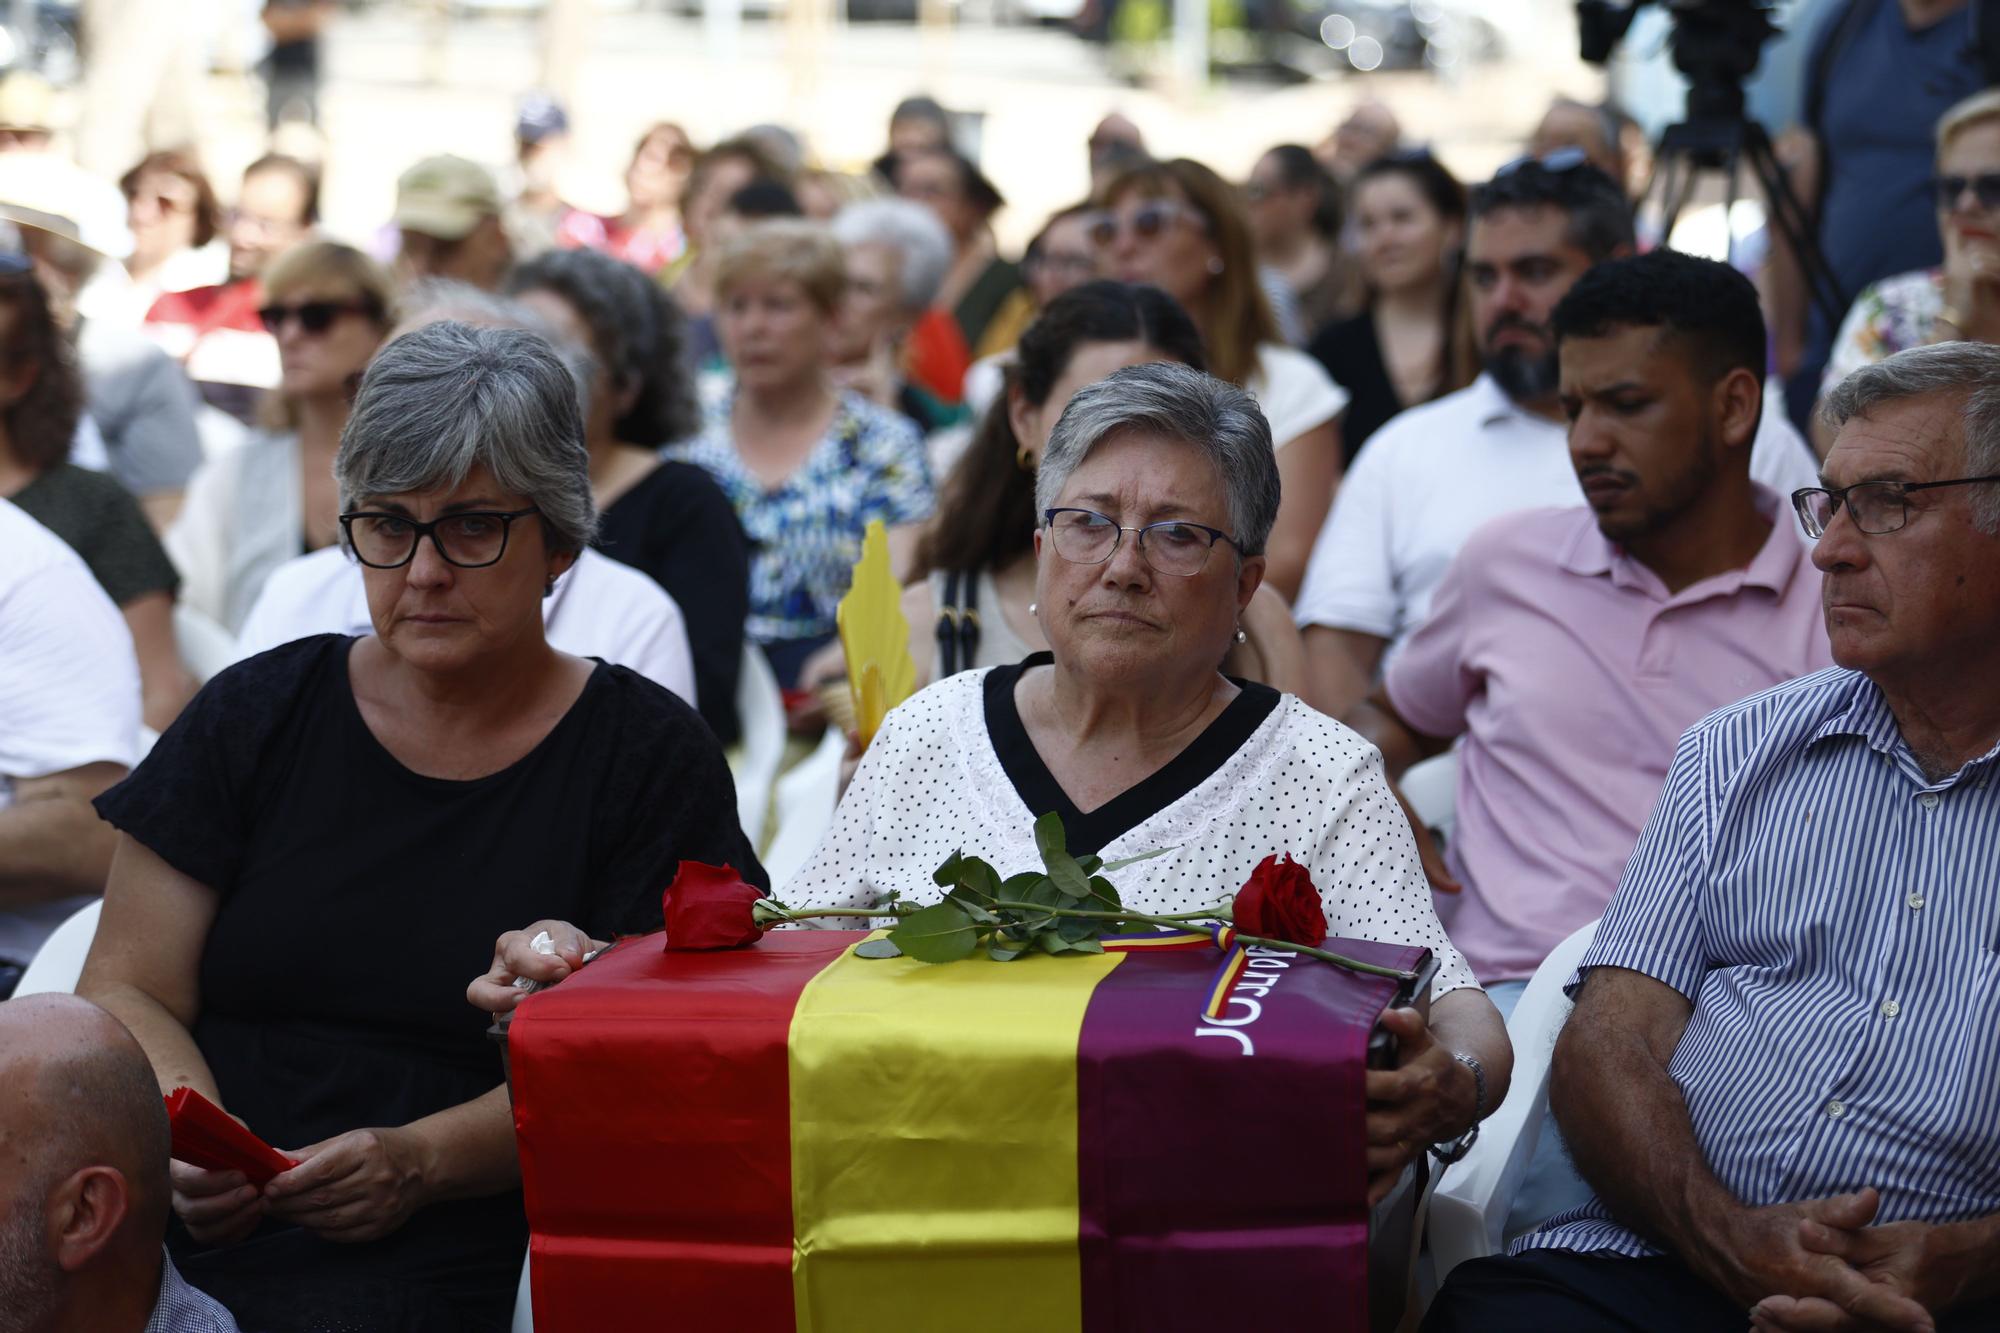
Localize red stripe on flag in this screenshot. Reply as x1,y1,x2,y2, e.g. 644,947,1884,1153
508,931,851,1332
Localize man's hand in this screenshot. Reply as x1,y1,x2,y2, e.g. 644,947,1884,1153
466,920,607,1015
1686,1190,1933,1332
262,1127,430,1244
1747,1193,1977,1333
1363,1006,1477,1205
170,1161,265,1246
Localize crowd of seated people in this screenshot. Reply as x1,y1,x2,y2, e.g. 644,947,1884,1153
4,49,2000,1333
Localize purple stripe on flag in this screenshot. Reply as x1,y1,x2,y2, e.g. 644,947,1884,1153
1075,938,1428,1332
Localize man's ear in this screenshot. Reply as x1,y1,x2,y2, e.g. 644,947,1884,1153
48,1166,131,1273
1713,365,1763,451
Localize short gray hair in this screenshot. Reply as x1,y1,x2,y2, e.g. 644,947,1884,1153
337,321,598,554
1035,361,1281,556
1820,341,2000,533
394,278,599,419
830,198,954,311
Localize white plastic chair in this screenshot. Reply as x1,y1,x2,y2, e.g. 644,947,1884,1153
764,726,847,892
13,899,103,997
727,644,786,850
1401,749,1459,847
510,1254,532,1332
1426,917,1601,1282
173,605,238,684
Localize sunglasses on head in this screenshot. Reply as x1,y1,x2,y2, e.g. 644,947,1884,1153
1494,146,1592,179
1931,172,2000,211
1086,199,1201,247
259,300,372,336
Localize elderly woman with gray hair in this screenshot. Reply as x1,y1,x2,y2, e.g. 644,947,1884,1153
77,321,763,1331
827,196,964,434
485,361,1508,1203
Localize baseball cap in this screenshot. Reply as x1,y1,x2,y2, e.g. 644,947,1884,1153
393,154,502,241
515,93,569,146
0,71,55,133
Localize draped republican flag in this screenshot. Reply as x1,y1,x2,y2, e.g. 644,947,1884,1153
506,929,1428,1332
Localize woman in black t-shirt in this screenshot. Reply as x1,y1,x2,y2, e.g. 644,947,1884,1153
506,248,750,745
80,322,764,1333
1307,151,1471,462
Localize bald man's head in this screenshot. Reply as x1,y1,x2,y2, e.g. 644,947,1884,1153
0,995,171,1247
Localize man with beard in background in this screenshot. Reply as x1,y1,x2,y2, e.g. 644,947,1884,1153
1294,156,1821,714
1339,250,1831,1235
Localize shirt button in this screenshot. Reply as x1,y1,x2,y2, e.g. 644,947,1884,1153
1827,1100,1847,1119
1908,893,1927,911
1881,1000,1901,1018
1920,792,1940,809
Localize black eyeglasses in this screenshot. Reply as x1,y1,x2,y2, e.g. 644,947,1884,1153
1790,476,2000,538
1930,172,2000,212
1494,146,1591,179
259,300,374,336
1086,200,1204,248
339,507,542,569
1043,507,1239,577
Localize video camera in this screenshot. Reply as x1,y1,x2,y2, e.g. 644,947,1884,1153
1575,0,1780,123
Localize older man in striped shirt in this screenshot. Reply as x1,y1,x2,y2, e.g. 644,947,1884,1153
1425,341,2000,1332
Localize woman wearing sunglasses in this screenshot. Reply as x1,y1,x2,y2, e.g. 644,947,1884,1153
1098,158,1348,601
1817,88,2000,435
167,240,394,633
81,321,762,1332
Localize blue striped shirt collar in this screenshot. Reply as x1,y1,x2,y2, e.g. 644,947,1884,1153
1807,671,2000,784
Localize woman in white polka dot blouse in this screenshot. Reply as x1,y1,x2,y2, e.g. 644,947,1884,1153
791,360,1509,1192
481,361,1510,1197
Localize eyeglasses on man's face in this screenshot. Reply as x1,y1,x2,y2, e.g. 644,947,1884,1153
1790,476,2000,538
1931,172,2000,212
340,507,542,569
1043,507,1240,577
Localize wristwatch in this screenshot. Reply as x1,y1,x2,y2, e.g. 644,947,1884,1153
1429,1053,1487,1166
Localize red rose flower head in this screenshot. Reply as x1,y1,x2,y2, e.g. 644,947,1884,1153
662,862,769,950
1231,854,1327,947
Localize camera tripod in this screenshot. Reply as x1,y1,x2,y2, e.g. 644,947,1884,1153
1646,111,1849,331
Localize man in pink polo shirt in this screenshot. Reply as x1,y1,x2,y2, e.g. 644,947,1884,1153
1342,249,1831,1231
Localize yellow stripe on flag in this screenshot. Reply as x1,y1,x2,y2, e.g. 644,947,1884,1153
788,937,1122,1332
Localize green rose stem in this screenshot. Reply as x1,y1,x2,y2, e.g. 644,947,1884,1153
754,901,1416,982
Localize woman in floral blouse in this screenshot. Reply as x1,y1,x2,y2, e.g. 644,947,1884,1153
667,219,935,687
1818,90,2000,416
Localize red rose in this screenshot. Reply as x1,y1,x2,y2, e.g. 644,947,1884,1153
662,862,769,950
1231,855,1327,946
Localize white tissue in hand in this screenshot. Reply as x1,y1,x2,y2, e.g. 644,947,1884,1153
511,931,558,990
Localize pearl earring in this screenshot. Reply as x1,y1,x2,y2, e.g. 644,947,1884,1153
1028,602,1039,616
1234,628,1247,644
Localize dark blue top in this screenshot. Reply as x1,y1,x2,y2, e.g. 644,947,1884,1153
1794,0,1982,401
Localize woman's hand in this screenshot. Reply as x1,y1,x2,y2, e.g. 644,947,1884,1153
1363,1006,1479,1205
1940,237,2000,343
466,919,607,1015
170,1161,265,1246
262,1127,431,1244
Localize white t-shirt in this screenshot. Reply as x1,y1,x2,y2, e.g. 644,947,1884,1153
0,499,141,964
234,545,700,708
1293,374,1820,655
1246,342,1349,449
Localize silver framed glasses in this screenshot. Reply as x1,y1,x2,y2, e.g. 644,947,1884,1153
1790,476,2000,538
339,507,542,569
1043,507,1239,577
